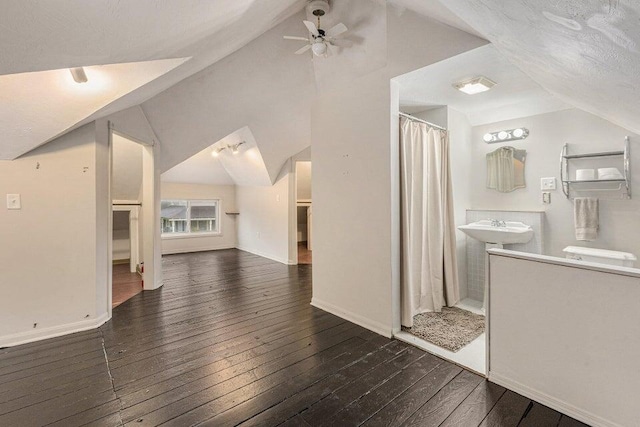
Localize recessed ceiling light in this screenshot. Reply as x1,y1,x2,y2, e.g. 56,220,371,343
69,67,88,84
453,76,496,95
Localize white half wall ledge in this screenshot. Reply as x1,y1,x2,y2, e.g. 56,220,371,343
0,313,110,348
310,297,394,338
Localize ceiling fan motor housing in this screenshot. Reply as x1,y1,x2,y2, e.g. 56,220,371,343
307,0,330,17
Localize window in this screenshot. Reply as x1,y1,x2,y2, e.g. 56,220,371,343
161,200,219,236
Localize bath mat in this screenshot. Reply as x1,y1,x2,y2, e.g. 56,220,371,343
402,307,485,352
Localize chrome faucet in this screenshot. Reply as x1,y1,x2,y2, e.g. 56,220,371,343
490,219,506,227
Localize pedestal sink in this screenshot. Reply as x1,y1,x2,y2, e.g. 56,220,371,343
458,220,533,247
458,220,534,312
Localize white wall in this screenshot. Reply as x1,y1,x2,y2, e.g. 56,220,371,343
236,167,293,264
161,182,237,254
470,109,640,258
296,161,312,201
488,250,640,427
311,7,486,337
447,108,473,301
112,134,143,201
0,124,109,346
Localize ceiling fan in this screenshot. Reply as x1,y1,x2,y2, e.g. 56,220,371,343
283,0,351,58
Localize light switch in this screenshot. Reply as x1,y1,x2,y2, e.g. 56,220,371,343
541,177,557,190
542,192,551,204
7,194,21,210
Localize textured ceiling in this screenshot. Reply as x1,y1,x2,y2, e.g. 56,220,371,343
440,0,640,135
396,45,571,125
0,59,186,159
0,0,305,159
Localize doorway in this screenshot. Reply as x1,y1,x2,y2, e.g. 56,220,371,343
296,161,312,265
109,132,153,308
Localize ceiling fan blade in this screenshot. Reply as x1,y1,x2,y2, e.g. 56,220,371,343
328,38,354,48
324,44,335,58
283,36,309,41
326,22,348,38
294,44,312,55
303,20,320,37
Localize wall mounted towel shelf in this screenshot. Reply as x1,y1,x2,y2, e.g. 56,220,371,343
560,137,631,199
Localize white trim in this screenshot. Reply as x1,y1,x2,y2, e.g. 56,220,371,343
0,313,111,348
162,244,235,256
236,246,296,265
487,248,640,278
311,297,392,338
488,372,621,427
161,232,222,240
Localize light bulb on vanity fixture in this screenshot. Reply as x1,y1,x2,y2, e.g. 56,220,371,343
69,67,88,84
483,128,529,144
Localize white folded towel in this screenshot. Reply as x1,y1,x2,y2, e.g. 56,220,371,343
574,197,599,241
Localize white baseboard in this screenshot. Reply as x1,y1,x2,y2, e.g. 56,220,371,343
0,312,111,348
162,244,236,256
236,246,296,265
311,297,392,338
489,372,620,427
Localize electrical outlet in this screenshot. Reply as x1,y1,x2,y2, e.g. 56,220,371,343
6,194,21,210
541,177,556,190
543,192,551,204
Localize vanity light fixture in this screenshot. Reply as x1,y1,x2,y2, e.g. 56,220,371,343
483,128,529,144
453,76,496,95
69,67,88,84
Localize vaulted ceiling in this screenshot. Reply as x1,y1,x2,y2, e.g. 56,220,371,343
2,0,639,174
0,0,306,159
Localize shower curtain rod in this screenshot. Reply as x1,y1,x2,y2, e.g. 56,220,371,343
399,112,447,131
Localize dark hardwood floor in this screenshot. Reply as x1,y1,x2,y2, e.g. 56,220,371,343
0,249,589,426
298,242,312,265
112,263,143,308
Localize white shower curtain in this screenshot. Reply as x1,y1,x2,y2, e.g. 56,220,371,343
400,117,459,327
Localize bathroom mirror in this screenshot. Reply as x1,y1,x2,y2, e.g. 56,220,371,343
486,146,526,192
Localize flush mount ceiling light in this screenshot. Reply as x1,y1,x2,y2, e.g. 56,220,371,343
453,76,496,95
483,128,529,144
69,67,88,84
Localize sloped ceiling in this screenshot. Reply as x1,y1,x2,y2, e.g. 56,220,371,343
396,45,571,125
0,0,306,159
437,0,640,135
142,9,317,182
161,126,272,187
0,59,186,159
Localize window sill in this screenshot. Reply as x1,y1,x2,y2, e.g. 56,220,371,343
162,232,222,240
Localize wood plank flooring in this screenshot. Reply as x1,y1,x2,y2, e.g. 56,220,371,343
0,249,590,426
112,263,143,308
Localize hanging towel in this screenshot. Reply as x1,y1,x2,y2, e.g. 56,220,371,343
574,197,599,241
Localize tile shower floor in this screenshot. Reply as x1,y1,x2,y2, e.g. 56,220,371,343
396,298,486,375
